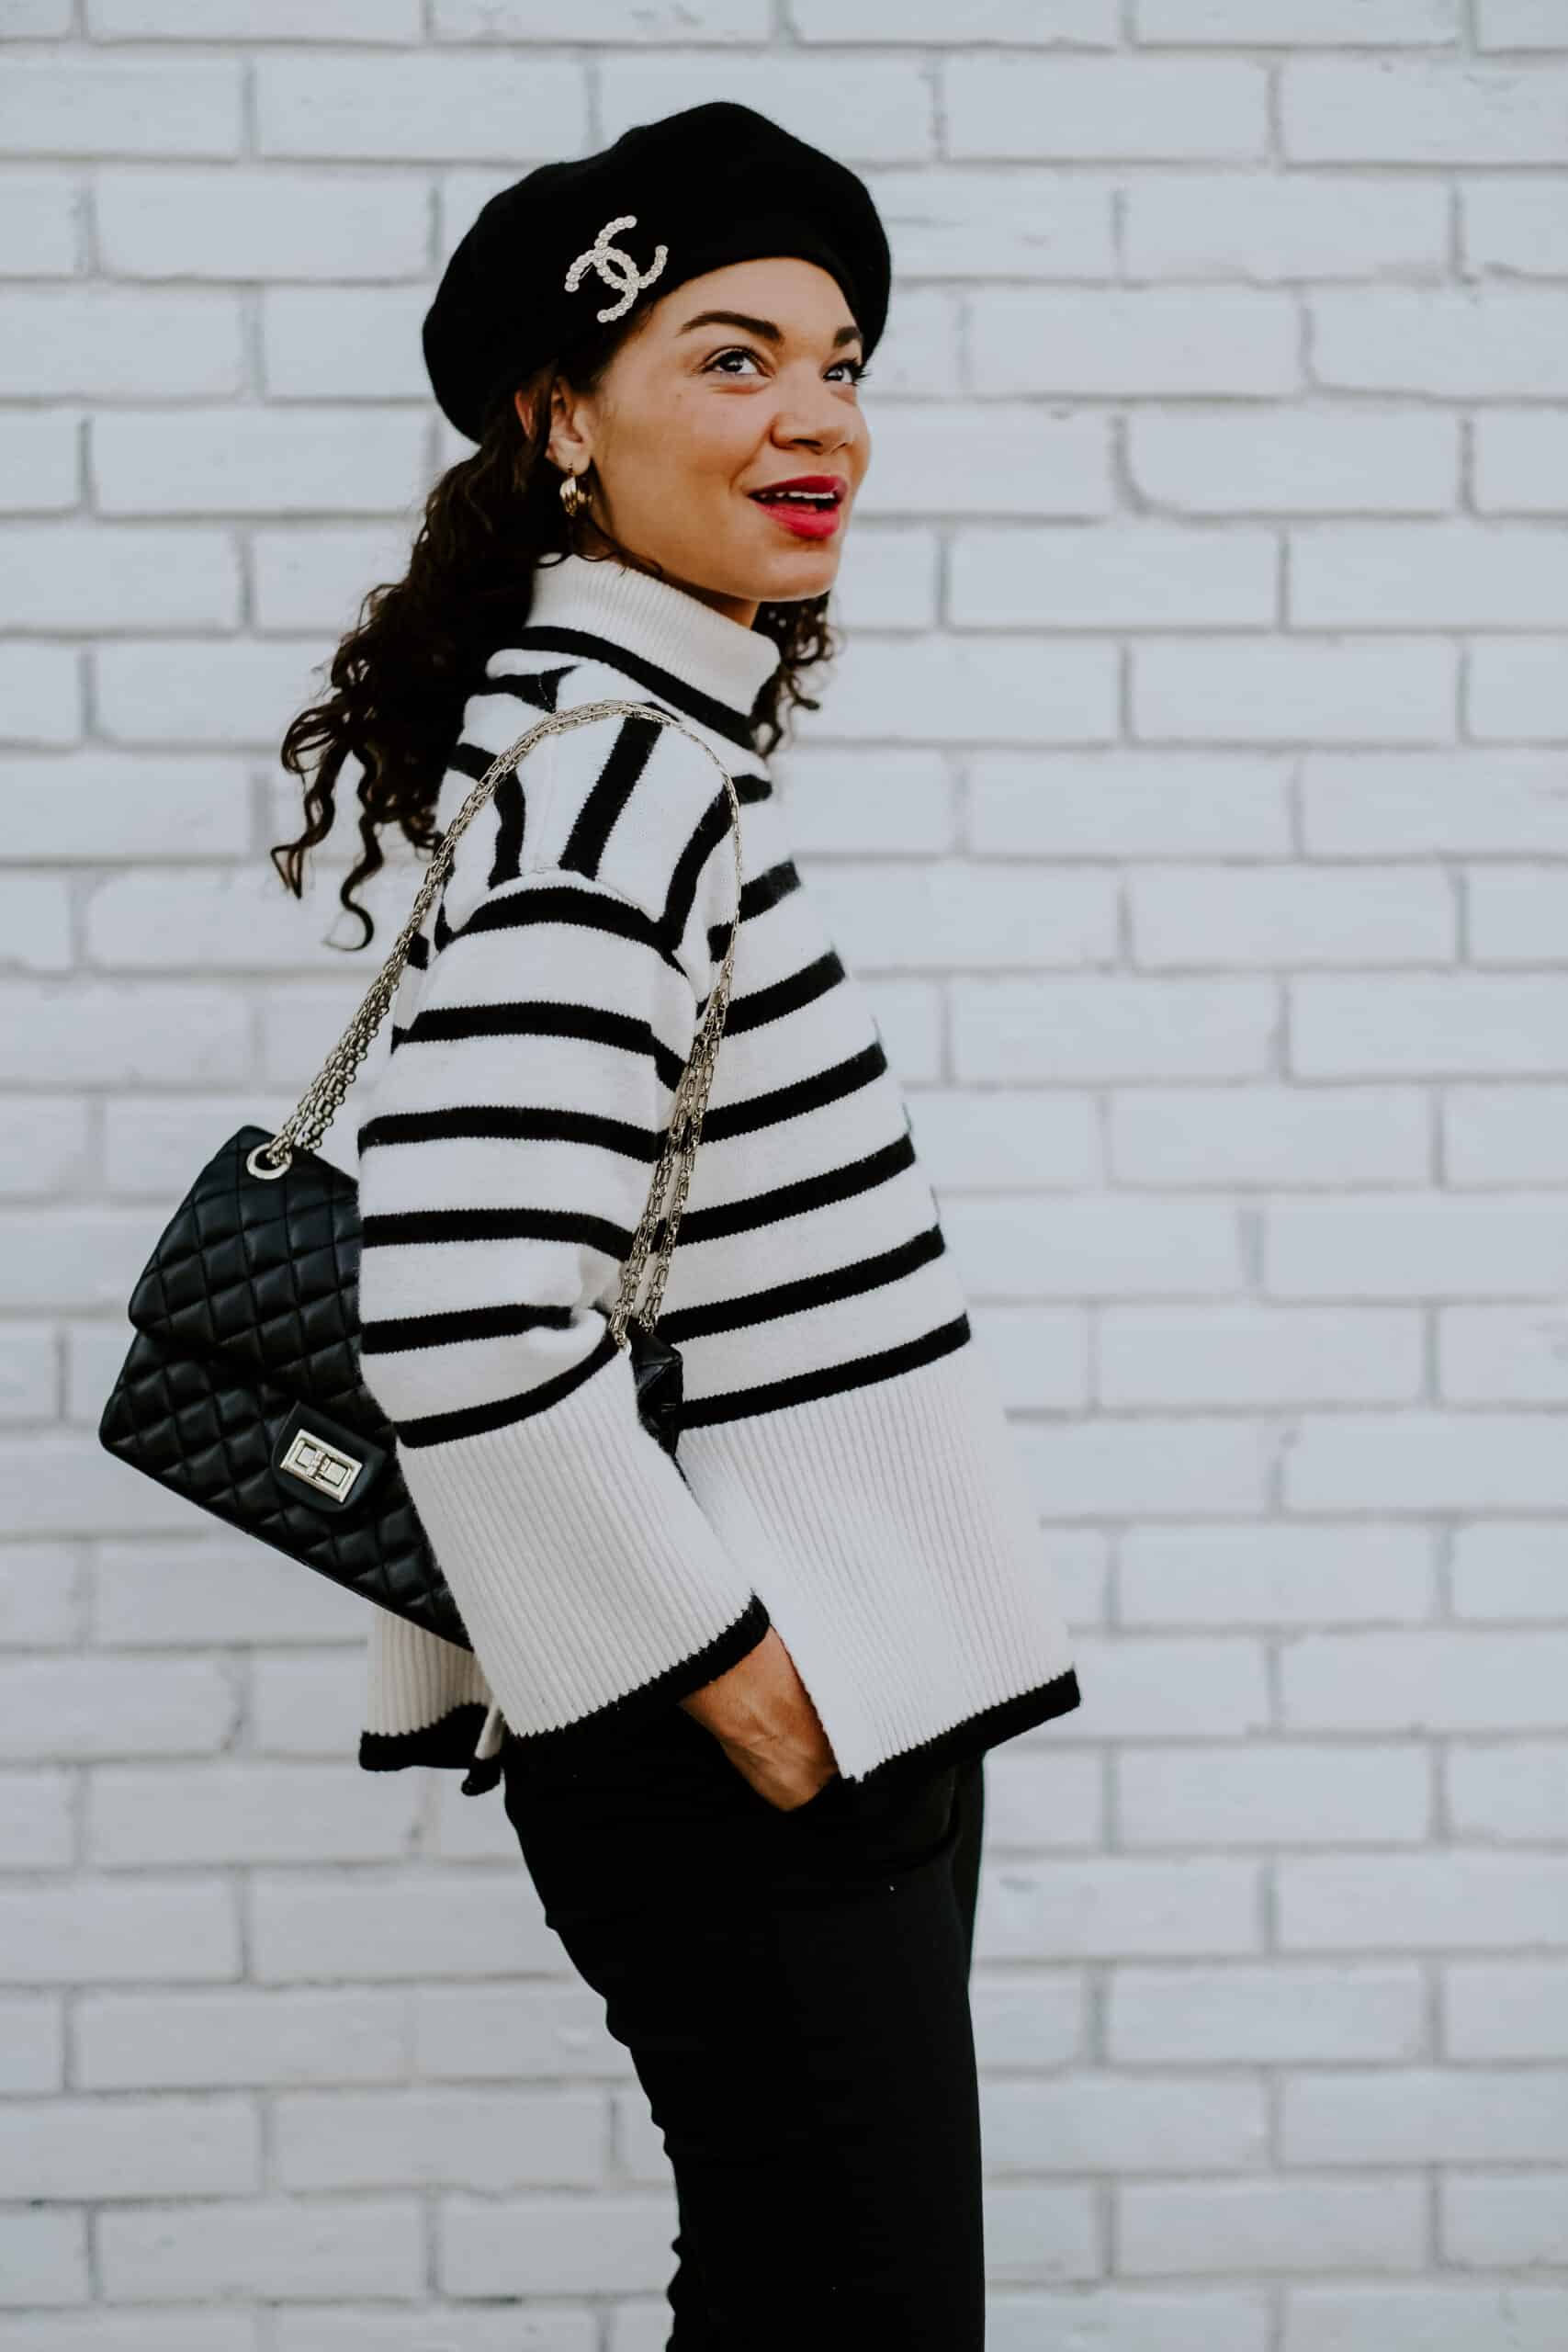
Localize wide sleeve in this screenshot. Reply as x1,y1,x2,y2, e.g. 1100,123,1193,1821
352,844,771,1764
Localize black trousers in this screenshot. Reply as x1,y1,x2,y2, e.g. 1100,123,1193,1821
500,1703,987,2349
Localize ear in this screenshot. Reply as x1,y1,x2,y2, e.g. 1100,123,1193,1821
541,377,593,479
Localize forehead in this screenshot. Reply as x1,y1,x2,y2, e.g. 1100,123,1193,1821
646,255,862,347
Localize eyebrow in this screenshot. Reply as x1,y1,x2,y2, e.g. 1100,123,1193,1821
675,308,863,352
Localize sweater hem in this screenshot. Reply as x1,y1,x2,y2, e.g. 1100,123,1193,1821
356,1593,773,1790
842,1665,1083,1794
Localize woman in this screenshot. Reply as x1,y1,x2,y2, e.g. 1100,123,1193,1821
276,100,1079,2348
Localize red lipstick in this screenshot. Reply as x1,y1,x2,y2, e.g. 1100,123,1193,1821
747,473,846,541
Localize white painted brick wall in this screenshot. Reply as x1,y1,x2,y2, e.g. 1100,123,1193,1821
4,8,1566,2346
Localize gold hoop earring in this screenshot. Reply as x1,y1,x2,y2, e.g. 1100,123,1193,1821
559,469,591,519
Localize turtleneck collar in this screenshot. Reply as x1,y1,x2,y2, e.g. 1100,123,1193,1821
520,551,784,732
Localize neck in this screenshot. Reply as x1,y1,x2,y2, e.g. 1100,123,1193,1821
521,550,784,728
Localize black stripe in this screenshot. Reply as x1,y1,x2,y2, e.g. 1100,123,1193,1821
660,1223,947,1343
501,624,762,750
697,1040,887,1144
660,1133,918,1249
389,1000,687,1093
720,948,844,1036
662,784,733,952
447,739,494,784
680,1312,973,1428
359,1296,576,1356
447,876,682,978
561,710,661,881
468,663,577,716
356,1103,660,1163
489,770,525,888
396,1322,620,1447
361,1203,630,1258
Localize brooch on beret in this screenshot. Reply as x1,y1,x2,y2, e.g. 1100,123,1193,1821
564,213,669,323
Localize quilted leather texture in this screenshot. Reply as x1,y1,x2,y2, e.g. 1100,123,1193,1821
96,1125,473,1650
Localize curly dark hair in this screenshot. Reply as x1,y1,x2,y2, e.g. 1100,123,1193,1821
272,309,840,953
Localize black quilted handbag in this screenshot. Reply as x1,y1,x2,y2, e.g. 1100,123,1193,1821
96,698,747,1652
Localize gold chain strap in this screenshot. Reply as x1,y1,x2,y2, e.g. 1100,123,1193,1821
245,697,745,1351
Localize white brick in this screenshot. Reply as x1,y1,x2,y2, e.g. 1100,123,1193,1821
274,2086,604,2191
0,1103,90,1202
971,1974,1087,2072
1441,1304,1568,1402
974,1302,1089,1413
0,2319,260,2352
1120,2176,1427,2276
819,631,1116,742
1285,56,1568,164
1474,409,1568,512
1279,1854,1568,1951
1468,865,1568,964
1445,1961,1568,2059
953,977,1275,1081
948,55,1267,160
96,167,428,278
1305,750,1568,855
274,2319,587,2352
440,2190,679,2299
90,0,421,28
255,52,587,162
1131,408,1456,514
1269,1193,1568,1296
0,645,82,750
1120,1742,1430,1848
0,2095,257,2198
250,521,423,629
87,1761,423,1865
0,1875,237,1984
864,165,1109,282
985,2074,1266,2175
599,58,934,166
3,756,248,857
1134,636,1454,745
983,2181,1100,2285
808,856,1115,969
98,2198,424,2302
1286,2069,1568,2165
1448,1740,1568,1840
1285,1412,1568,1513
0,57,240,157
977,1749,1103,1850
856,405,1109,517
1108,1963,1425,2065
1101,1306,1421,1407
1297,973,1568,1081
795,0,1111,39
990,2293,1269,2352
252,1867,558,1982
1125,172,1447,278
0,1992,62,2091
969,751,1290,857
94,409,428,515
0,1654,237,1759
1480,0,1568,41
1136,865,1453,969
1312,288,1568,399
0,1767,73,1867
0,525,240,628
1137,0,1460,39
952,525,1274,629
260,283,432,402
1060,1636,1269,1739
1445,1087,1568,1187
971,288,1296,396
77,1987,405,2088
91,1536,362,1646
1121,1522,1433,1628
93,639,324,749
1017,1417,1275,1518
0,411,78,512
910,1090,1100,1190
1283,2286,1568,2352
1450,1521,1568,1621
1443,2173,1568,2268
1295,521,1568,628
1469,638,1568,740
948,1198,1241,1300
0,2211,86,2308
413,1981,633,2083
0,986,247,1089
1282,1629,1568,1732
0,166,77,274
977,1859,1261,1961
1111,1087,1428,1189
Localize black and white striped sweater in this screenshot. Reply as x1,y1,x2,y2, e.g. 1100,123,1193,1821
354,549,1079,1793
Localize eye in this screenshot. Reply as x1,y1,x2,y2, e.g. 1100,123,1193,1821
705,345,871,386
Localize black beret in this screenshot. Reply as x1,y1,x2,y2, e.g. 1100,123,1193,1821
423,100,892,444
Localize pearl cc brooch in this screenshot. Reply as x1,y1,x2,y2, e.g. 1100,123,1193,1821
564,213,669,323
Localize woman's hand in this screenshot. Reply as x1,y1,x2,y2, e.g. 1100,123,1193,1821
677,1625,839,1810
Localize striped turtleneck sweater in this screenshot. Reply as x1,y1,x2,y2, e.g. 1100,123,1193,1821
354,548,1079,1795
